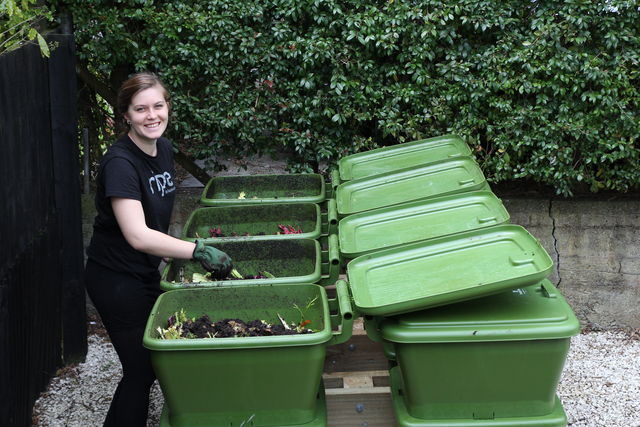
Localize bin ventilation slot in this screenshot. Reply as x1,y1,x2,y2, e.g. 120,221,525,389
477,216,497,224
458,178,476,186
510,257,534,266
473,410,495,420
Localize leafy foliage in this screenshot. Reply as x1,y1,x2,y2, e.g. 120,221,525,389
1,0,54,57
58,0,639,195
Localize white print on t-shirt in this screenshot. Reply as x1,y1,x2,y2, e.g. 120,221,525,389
148,172,175,196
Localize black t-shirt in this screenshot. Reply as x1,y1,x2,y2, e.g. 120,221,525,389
87,134,177,280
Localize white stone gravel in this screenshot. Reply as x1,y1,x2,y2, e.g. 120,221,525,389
33,330,640,427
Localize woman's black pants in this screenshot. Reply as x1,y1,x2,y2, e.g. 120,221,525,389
85,259,162,427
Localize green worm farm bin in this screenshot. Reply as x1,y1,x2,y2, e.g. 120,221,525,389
346,224,553,316
338,191,510,259
336,134,471,182
143,282,354,426
380,280,578,426
160,238,341,291
200,173,326,206
182,203,323,242
335,157,486,216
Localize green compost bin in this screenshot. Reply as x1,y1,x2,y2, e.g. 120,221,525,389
182,203,323,242
200,173,326,206
335,157,486,216
376,280,579,426
338,191,510,259
346,224,553,316
337,134,471,182
143,282,354,427
161,238,340,291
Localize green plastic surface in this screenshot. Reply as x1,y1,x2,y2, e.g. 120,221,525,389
338,191,510,259
389,367,568,426
182,203,322,242
200,173,326,206
159,383,328,426
161,239,322,291
346,225,553,316
338,134,471,181
335,157,486,215
143,285,335,426
380,281,580,343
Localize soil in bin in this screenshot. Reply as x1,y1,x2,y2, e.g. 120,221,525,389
208,224,302,237
167,314,314,339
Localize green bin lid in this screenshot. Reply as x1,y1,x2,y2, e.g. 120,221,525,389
338,134,471,181
379,280,580,343
346,224,553,316
335,157,486,215
338,191,510,259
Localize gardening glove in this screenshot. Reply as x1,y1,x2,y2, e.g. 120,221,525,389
192,240,233,279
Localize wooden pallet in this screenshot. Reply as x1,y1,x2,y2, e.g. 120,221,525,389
322,318,398,426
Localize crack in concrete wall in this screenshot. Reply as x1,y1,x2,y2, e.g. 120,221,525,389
549,199,561,287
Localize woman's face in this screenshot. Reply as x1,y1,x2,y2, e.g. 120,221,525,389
124,85,169,145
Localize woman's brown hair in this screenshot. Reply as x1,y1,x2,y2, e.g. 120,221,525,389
116,72,171,131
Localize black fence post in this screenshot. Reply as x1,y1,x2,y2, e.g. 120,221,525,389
48,33,87,364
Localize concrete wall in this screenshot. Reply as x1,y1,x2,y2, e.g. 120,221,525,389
503,198,640,329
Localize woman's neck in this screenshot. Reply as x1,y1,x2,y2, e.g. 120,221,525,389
128,132,157,156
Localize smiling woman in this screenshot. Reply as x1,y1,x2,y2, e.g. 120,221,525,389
84,72,233,427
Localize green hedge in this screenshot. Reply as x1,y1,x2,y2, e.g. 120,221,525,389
62,0,639,195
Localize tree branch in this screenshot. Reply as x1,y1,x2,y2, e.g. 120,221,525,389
75,62,117,108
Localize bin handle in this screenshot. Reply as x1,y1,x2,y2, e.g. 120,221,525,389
328,233,340,267
540,281,557,298
327,280,355,346
509,256,534,266
326,199,338,229
362,315,383,343
459,178,476,186
330,169,341,191
477,216,497,224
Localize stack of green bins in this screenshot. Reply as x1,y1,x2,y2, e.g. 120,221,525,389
343,226,577,426
334,135,579,426
143,281,354,426
149,171,351,426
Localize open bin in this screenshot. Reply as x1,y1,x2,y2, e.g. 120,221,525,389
161,238,341,291
346,224,554,316
182,203,326,242
377,280,579,426
335,157,486,216
200,173,326,206
143,282,354,426
335,134,471,182
338,191,510,259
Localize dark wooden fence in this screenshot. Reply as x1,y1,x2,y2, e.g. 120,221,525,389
0,34,86,426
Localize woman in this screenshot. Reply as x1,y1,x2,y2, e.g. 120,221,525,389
85,72,231,426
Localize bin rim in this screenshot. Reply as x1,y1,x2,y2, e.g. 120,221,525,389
181,202,323,242
376,281,580,343
143,284,334,351
200,173,327,206
159,238,323,291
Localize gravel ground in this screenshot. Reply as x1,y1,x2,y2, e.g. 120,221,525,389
32,321,640,427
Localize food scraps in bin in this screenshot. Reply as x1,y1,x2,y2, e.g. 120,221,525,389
188,269,276,283
277,224,303,234
205,225,302,238
156,308,316,339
